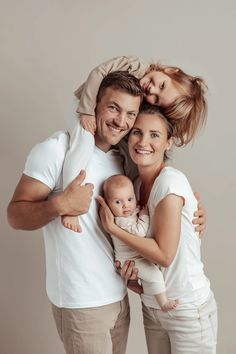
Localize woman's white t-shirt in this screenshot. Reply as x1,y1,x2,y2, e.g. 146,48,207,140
141,167,210,310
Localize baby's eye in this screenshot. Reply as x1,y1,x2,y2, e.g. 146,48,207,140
128,197,133,202
115,200,121,204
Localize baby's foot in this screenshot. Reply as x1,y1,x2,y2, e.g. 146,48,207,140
161,299,179,312
61,215,82,233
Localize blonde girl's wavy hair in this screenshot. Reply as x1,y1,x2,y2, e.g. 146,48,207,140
146,64,208,146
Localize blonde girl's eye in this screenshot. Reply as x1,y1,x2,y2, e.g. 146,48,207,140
160,81,165,89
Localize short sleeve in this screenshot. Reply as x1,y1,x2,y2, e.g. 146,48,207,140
151,168,192,207
23,131,69,190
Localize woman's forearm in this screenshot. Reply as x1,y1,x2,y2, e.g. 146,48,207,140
111,224,170,267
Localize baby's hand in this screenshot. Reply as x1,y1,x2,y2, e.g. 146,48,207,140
139,205,149,217
80,114,96,135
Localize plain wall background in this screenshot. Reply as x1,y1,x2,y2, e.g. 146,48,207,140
1,0,236,353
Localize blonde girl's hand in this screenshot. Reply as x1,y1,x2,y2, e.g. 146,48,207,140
96,196,116,234
193,192,206,237
80,114,96,135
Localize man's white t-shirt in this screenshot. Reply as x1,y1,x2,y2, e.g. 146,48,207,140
24,131,126,308
141,167,210,310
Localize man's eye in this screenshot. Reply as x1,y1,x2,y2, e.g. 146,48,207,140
109,105,118,111
128,112,137,119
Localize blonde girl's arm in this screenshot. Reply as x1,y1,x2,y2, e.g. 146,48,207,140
74,56,149,116
97,194,183,267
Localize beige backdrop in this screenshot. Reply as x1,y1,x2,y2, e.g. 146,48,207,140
1,0,236,353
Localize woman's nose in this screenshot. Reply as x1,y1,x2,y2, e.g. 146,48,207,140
138,135,148,146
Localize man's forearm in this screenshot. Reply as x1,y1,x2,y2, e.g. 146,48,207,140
7,196,63,230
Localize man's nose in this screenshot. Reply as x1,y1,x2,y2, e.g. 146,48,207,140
115,111,126,126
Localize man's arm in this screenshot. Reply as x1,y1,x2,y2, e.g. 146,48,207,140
7,171,93,230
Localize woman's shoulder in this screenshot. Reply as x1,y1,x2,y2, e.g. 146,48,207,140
157,166,189,185
150,166,192,203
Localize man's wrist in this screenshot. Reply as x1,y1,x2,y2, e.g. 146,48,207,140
51,194,67,217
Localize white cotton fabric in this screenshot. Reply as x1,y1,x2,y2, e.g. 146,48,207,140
141,166,210,310
24,131,127,308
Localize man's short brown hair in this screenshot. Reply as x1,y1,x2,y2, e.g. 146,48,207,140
96,71,143,103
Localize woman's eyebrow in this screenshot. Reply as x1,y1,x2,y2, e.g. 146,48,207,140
150,129,163,134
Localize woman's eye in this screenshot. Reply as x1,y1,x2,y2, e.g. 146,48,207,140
132,130,141,136
151,133,160,138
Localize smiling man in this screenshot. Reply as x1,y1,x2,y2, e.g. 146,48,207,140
7,71,143,354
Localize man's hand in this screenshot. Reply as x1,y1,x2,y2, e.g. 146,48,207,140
58,170,94,216
193,192,206,237
7,170,94,230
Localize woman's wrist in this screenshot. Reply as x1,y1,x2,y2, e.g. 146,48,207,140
109,222,119,236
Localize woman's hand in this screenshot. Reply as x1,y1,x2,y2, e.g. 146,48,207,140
193,192,206,237
96,196,116,234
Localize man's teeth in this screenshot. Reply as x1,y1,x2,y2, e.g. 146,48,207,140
135,149,152,155
109,126,121,132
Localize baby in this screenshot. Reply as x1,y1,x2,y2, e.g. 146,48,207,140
103,174,179,311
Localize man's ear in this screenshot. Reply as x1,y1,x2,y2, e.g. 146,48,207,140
164,67,179,75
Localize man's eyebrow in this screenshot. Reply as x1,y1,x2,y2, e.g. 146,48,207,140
128,109,139,114
108,101,120,109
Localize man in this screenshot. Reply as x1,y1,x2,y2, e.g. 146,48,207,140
7,71,205,354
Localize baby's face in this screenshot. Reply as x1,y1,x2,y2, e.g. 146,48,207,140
106,184,137,217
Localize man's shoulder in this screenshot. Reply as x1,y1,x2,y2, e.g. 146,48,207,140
29,131,69,159
24,131,69,188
